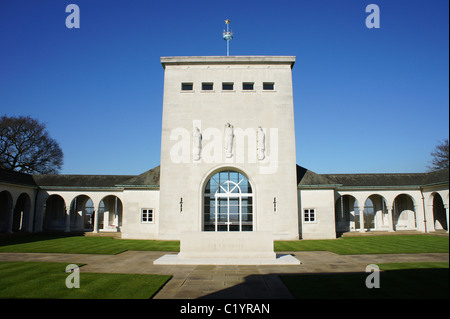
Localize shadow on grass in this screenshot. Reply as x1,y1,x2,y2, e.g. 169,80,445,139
196,267,448,299
280,268,449,299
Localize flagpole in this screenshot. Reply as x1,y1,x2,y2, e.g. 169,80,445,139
223,19,233,56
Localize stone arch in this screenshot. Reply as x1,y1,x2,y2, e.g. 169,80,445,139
69,195,95,232
335,194,359,233
365,194,389,231
430,192,447,231
98,195,123,232
393,194,416,230
13,193,31,232
43,194,66,231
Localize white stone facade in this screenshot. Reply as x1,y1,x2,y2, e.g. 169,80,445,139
158,56,299,240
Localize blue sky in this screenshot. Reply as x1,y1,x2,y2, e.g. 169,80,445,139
0,0,448,175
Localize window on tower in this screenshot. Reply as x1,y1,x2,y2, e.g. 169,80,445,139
263,82,275,90
202,82,214,91
181,83,193,91
222,82,234,91
242,82,254,91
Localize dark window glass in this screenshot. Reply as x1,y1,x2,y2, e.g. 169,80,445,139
242,82,254,90
222,82,234,90
181,83,193,91
202,82,214,90
263,82,274,90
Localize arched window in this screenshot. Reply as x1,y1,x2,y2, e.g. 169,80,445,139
203,170,253,232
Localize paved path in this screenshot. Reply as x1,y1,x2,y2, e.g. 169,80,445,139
0,251,448,299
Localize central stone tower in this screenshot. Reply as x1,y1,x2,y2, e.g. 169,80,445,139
158,56,299,241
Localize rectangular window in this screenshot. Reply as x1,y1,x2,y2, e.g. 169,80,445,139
141,209,154,223
222,82,234,90
202,82,214,91
242,82,254,90
304,209,316,223
263,82,275,90
181,83,193,91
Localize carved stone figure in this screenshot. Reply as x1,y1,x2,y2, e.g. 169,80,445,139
193,127,202,161
224,123,234,158
257,126,265,160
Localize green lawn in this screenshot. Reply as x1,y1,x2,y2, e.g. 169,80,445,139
0,234,448,255
280,262,449,299
0,234,180,254
275,235,449,254
0,261,171,299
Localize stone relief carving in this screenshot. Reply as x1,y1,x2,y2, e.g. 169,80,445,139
224,122,234,158
193,126,202,161
257,126,265,160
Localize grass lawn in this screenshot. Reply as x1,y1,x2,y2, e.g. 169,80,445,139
0,261,171,299
275,235,449,254
0,234,180,254
280,262,449,299
0,234,448,255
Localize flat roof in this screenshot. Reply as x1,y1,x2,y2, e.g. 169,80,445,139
161,56,296,69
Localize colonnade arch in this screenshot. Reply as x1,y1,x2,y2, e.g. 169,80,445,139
0,190,34,233
429,192,448,232
38,192,123,233
69,195,95,231
335,191,419,233
13,193,31,232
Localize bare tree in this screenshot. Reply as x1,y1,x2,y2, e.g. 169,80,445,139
0,115,63,174
428,138,449,171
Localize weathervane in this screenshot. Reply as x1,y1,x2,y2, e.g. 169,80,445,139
223,19,233,56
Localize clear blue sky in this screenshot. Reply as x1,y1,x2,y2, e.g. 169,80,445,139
1,0,448,175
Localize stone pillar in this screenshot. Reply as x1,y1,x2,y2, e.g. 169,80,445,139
359,206,365,232
386,205,394,232
445,204,449,233
93,210,99,233
64,208,70,232
414,204,421,231
103,211,110,230
426,203,434,232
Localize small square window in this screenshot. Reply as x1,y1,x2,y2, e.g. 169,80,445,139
222,82,234,91
202,82,214,90
141,209,154,223
263,82,275,90
181,83,193,91
304,209,316,223
242,82,254,90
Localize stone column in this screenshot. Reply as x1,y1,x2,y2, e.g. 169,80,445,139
445,204,449,233
93,210,99,233
359,206,365,232
386,205,394,232
426,203,434,232
64,208,70,232
414,204,421,231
